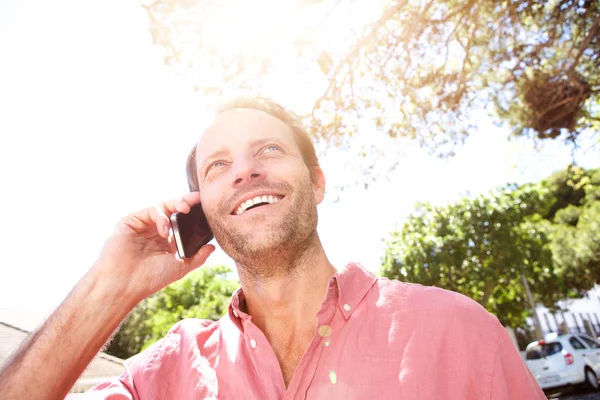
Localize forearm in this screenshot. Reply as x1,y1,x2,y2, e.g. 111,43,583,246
0,265,137,399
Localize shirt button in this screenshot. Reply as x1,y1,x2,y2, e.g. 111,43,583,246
343,304,351,312
250,339,257,348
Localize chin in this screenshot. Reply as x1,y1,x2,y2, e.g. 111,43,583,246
219,226,294,260
243,230,290,252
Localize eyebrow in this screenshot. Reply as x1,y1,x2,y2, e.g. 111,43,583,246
202,149,229,167
198,149,228,179
249,137,279,149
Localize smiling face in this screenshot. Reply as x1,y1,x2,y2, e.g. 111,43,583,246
195,108,325,271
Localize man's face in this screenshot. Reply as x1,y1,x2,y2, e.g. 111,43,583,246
195,109,325,265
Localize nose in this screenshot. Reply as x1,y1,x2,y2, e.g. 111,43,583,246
230,153,265,187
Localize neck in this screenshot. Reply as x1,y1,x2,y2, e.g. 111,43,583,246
235,234,336,341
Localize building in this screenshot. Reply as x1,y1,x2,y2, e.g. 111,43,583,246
534,285,600,337
516,285,600,350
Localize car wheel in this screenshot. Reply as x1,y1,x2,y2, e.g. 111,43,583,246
583,367,599,392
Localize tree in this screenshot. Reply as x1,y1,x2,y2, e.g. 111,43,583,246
544,166,600,289
142,0,599,158
380,166,600,328
105,265,238,359
308,0,600,148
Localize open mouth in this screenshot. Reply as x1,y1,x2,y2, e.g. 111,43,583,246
233,194,284,215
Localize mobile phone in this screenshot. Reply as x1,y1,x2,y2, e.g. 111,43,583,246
170,203,214,259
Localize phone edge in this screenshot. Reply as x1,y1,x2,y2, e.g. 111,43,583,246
170,213,187,259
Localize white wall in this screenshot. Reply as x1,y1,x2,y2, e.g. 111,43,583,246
527,285,600,337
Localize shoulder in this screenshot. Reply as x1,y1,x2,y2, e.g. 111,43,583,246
167,317,220,338
372,276,500,331
162,317,221,351
119,318,227,397
368,278,508,377
124,318,221,371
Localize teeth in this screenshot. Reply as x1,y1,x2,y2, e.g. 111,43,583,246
235,195,282,215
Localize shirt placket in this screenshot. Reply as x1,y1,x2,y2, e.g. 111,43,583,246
241,318,288,400
283,289,339,400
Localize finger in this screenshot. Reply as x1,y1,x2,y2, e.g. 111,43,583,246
160,199,178,216
182,191,201,206
154,205,171,238
156,198,187,237
167,230,179,255
150,193,202,238
121,206,162,235
175,192,200,214
161,193,198,216
175,198,190,214
180,244,215,275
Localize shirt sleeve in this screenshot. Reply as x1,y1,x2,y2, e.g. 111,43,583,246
489,325,545,400
64,366,138,400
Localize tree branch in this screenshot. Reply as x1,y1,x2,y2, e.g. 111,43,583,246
567,12,600,76
455,4,480,104
426,0,475,25
312,0,410,116
504,3,563,84
313,0,346,34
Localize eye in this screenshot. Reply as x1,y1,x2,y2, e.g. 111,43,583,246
206,160,227,174
262,145,281,154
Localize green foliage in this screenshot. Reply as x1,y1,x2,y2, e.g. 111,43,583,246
546,167,600,290
143,0,598,158
105,265,238,359
381,166,600,327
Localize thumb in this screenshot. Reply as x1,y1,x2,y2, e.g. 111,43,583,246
179,244,216,276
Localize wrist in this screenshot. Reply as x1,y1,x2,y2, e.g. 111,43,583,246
82,261,141,316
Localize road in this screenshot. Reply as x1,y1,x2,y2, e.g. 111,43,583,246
552,389,600,400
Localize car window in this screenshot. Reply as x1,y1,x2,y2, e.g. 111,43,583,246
526,342,563,360
580,336,600,349
570,337,586,350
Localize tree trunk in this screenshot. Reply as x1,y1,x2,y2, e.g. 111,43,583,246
520,265,544,340
481,280,495,308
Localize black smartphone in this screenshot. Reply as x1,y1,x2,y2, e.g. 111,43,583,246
170,203,214,259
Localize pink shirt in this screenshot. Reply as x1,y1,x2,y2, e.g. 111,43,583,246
70,263,544,399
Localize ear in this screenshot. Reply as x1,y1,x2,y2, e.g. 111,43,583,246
310,166,326,205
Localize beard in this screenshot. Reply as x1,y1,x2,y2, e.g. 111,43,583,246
206,174,318,279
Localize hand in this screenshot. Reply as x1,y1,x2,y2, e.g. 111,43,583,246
92,192,215,304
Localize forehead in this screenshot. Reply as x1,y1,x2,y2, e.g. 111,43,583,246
196,108,297,162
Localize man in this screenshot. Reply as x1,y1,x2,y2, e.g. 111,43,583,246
0,96,544,399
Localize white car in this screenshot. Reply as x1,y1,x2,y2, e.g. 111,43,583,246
525,333,600,392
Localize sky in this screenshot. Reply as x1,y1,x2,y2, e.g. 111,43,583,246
1,0,599,330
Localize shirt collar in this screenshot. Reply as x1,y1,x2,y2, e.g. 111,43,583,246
227,262,378,327
330,262,378,320
228,287,251,331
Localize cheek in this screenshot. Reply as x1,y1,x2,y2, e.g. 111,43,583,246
200,186,226,217
272,159,309,181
